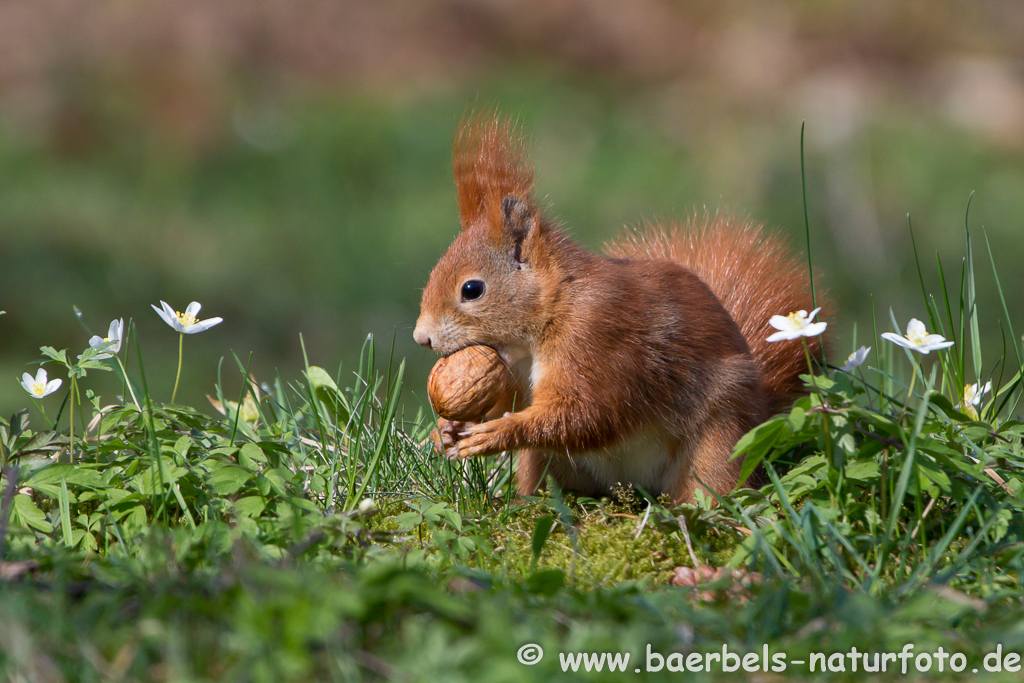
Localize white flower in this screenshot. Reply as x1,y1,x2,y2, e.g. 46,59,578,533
957,381,991,420
963,381,991,406
20,368,62,398
841,346,871,372
85,318,124,360
880,318,954,355
152,301,223,334
766,308,827,342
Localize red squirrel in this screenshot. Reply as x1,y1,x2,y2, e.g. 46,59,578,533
413,114,824,503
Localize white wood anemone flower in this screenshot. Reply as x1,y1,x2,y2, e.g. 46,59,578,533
21,368,62,398
881,318,954,354
86,318,124,359
152,301,223,334
957,381,991,420
840,346,871,372
766,308,827,342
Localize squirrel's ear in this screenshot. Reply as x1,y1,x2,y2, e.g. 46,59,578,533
501,194,537,264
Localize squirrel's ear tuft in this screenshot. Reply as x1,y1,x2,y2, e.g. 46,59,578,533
453,112,534,231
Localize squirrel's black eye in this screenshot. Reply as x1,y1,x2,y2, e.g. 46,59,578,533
460,279,485,302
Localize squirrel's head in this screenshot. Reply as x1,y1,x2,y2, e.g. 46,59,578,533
415,113,553,356
414,193,549,356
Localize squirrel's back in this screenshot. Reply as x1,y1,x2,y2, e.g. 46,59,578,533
604,215,823,414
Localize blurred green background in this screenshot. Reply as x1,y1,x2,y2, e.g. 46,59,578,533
2,0,1023,419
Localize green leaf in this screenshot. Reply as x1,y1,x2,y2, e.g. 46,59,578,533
112,504,148,530
75,357,113,373
12,494,52,533
39,346,69,365
844,460,879,482
238,443,266,470
435,505,462,532
787,406,806,431
735,418,790,484
306,366,350,423
836,432,857,455
395,511,423,531
916,456,952,494
25,463,102,488
802,373,837,391
131,458,188,494
171,435,192,459
531,515,555,565
928,393,970,421
288,497,320,513
233,496,267,518
207,465,253,496
259,468,292,498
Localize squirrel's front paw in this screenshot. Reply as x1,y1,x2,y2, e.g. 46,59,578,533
445,420,505,460
431,417,468,452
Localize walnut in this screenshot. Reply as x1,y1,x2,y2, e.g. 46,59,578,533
427,345,519,422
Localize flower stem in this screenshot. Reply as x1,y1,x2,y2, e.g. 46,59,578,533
115,356,142,411
68,376,76,464
803,340,835,496
171,333,183,404
901,359,919,419
31,398,51,430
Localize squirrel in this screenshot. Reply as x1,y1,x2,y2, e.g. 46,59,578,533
413,113,825,504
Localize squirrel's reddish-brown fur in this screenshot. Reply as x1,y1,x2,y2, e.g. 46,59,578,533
414,114,825,504
606,216,824,415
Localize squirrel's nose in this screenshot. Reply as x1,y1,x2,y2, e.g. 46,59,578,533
413,322,433,349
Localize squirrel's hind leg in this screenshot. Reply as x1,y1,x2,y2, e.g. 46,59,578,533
516,449,604,498
670,404,763,504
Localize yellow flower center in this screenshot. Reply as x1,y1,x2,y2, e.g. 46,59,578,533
787,312,807,327
905,329,928,345
176,311,197,327
31,381,46,397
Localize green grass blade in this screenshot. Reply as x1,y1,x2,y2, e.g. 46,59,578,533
799,121,817,309
874,391,932,583
58,477,73,547
964,195,983,383
351,359,405,508
897,485,983,596
763,463,825,582
934,252,963,391
983,228,1021,366
130,323,169,524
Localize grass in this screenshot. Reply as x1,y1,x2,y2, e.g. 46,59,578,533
2,210,1024,681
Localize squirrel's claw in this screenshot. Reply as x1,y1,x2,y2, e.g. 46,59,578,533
433,418,466,451
437,418,482,459
445,420,504,459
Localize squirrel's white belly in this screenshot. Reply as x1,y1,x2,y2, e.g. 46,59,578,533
577,426,688,496
516,352,688,496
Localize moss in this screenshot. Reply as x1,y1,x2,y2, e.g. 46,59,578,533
451,489,747,588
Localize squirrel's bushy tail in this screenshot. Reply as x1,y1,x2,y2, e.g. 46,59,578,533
606,214,824,414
